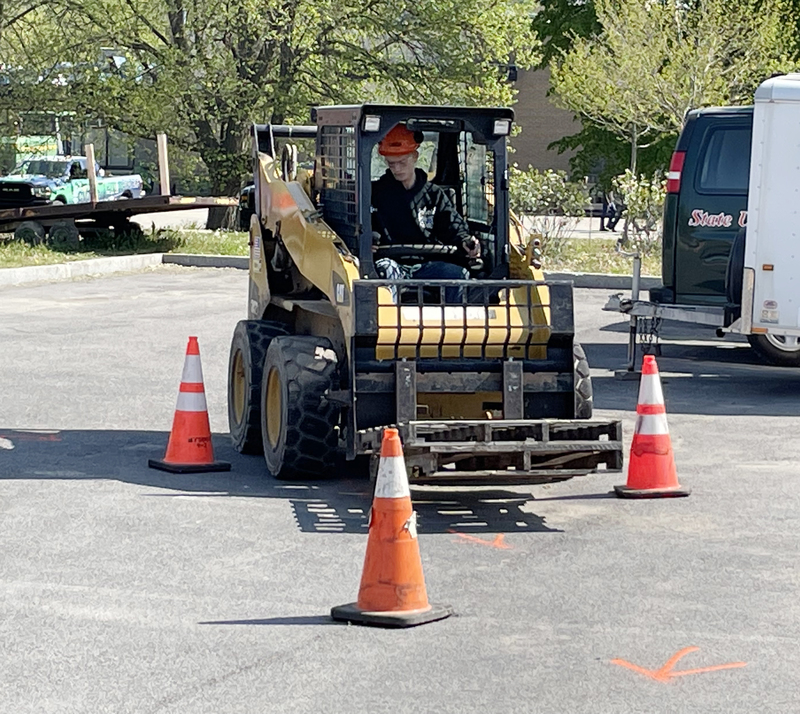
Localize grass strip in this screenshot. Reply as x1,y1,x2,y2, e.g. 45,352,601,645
0,229,659,276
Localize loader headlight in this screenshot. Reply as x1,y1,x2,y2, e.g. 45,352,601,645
363,115,381,132
493,119,511,136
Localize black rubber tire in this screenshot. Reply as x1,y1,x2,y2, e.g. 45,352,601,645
747,333,800,367
48,220,81,249
726,227,746,309
573,340,593,419
261,335,340,479
227,320,290,454
14,220,46,245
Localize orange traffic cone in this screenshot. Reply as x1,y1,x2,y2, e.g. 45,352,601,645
614,354,689,498
148,336,231,474
331,428,452,628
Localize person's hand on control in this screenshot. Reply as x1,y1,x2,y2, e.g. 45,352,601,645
463,236,481,259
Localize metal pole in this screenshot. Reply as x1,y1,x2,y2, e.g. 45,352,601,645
631,254,641,302
625,254,642,371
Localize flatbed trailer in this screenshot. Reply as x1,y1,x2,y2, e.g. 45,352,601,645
0,136,237,242
0,194,237,238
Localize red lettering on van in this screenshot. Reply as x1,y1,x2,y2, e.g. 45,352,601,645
738,211,747,228
688,210,733,228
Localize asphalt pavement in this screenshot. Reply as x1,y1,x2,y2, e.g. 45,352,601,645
2,269,800,713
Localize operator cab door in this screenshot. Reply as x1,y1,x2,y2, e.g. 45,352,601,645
675,117,751,305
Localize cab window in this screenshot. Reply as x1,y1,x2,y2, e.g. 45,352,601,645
459,134,493,226
69,162,87,179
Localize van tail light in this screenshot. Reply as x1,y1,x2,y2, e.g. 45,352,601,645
666,151,685,193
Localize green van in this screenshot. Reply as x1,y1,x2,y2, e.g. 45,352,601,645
654,106,752,308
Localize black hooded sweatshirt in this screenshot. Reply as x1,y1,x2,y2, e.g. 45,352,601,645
371,168,470,248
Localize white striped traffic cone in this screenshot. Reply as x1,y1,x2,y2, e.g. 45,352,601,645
149,336,231,474
331,427,452,627
614,354,689,498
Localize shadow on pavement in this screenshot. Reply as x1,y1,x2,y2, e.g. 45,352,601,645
582,337,800,417
0,428,560,535
532,492,616,502
198,615,341,626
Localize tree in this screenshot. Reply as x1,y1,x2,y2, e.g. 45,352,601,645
3,0,540,227
530,0,599,67
548,123,675,190
550,0,795,174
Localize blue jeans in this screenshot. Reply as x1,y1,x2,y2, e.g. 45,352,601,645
375,258,469,303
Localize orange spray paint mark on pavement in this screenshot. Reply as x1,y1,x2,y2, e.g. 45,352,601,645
611,646,747,682
449,531,512,549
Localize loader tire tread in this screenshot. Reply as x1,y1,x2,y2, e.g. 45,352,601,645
228,319,291,454
573,340,594,419
262,336,340,479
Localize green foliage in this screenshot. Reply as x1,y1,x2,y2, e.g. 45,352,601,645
171,229,249,257
550,124,676,191
136,146,212,196
1,0,541,227
612,170,666,256
509,165,590,256
509,165,589,215
530,0,599,67
80,227,185,254
550,0,796,170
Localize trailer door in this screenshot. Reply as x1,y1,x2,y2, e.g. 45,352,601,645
745,74,800,339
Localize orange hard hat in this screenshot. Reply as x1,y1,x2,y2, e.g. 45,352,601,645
378,124,420,156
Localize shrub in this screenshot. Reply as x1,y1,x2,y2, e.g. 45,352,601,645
509,166,590,257
612,170,666,256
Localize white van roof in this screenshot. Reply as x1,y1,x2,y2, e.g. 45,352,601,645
754,73,800,102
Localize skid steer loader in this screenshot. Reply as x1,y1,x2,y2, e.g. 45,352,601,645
227,105,623,484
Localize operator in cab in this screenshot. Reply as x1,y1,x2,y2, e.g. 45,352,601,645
371,123,480,300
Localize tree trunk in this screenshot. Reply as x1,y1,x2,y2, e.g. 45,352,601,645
207,204,238,230
202,120,249,230
206,169,246,229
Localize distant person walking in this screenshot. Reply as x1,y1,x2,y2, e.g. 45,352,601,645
606,192,626,232
599,192,611,231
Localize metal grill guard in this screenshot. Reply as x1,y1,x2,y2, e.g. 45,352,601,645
353,278,575,357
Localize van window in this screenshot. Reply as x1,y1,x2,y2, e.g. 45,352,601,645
697,127,750,193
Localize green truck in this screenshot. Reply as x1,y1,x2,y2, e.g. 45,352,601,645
0,156,143,208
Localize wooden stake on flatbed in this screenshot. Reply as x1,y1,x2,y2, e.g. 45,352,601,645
157,133,170,196
85,144,98,205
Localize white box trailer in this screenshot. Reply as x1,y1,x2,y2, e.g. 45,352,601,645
740,73,800,340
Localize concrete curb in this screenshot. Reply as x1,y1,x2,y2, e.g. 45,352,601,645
0,252,661,290
0,253,164,287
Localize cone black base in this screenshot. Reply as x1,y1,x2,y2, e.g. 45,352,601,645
331,602,453,628
614,484,691,499
148,458,231,474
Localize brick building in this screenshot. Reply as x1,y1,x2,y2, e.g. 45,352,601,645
510,68,580,174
